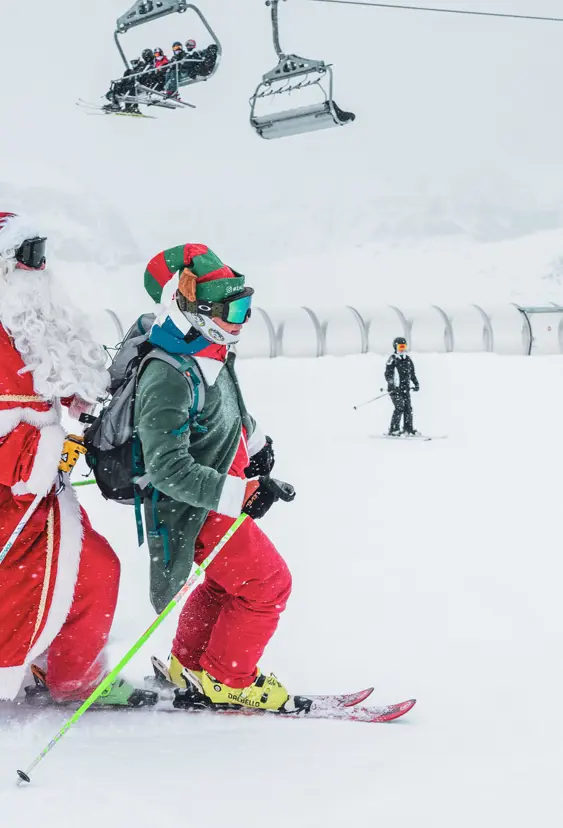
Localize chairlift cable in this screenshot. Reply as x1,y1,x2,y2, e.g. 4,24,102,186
307,0,563,25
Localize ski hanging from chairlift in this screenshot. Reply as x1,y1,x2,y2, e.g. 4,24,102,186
249,0,355,140
79,1,222,117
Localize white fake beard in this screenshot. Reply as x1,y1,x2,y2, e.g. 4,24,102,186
0,265,110,403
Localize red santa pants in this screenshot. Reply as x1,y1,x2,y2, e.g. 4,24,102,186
172,513,292,688
47,511,120,701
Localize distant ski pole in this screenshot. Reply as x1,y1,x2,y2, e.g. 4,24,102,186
353,390,388,410
16,513,249,786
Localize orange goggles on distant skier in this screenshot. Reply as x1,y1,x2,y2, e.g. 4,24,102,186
396,342,408,353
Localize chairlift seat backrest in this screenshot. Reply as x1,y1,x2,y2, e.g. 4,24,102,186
251,100,355,140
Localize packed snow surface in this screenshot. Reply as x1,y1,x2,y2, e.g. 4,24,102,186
1,353,562,827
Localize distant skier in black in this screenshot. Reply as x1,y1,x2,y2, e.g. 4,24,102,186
385,337,420,436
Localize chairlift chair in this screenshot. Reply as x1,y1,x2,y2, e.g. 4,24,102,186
113,0,221,96
250,0,355,140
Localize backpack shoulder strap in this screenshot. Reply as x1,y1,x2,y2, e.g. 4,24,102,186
137,348,206,426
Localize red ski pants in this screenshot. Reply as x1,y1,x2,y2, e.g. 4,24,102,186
47,510,120,701
172,513,292,687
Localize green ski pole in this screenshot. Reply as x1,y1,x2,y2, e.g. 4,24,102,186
16,512,249,786
71,479,97,488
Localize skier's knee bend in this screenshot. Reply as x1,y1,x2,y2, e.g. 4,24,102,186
240,559,292,610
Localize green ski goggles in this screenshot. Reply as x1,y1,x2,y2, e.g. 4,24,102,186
178,286,254,324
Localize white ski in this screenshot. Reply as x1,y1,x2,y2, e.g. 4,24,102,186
370,434,447,442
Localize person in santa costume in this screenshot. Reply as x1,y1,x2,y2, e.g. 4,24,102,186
0,212,156,708
138,244,295,711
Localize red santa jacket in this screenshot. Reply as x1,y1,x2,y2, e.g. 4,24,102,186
0,324,83,700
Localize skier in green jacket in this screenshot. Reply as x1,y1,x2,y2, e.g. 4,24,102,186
136,243,295,712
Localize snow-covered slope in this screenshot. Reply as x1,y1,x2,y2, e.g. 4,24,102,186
2,353,562,827
2,0,563,307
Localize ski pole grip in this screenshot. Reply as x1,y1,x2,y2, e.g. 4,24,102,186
265,476,296,502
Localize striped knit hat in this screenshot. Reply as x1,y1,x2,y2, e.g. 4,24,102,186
144,243,245,304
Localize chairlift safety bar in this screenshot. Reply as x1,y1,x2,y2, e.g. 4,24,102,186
114,1,221,73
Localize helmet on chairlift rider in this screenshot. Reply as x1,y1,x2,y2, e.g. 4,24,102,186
171,41,186,61
153,47,169,68
141,48,154,68
185,39,197,53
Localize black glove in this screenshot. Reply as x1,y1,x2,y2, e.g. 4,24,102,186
388,386,396,395
242,475,296,520
244,436,274,478
412,385,419,392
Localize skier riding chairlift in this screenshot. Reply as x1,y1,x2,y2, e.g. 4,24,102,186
112,0,221,104
249,0,355,140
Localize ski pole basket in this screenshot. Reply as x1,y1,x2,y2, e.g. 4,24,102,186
250,0,355,140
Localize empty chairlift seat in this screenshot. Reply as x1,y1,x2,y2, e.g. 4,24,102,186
250,58,355,140
250,1,355,140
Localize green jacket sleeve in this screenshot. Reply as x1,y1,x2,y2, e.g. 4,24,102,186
136,360,242,513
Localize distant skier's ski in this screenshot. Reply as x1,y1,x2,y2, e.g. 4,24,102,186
146,656,374,709
171,690,416,724
371,434,447,442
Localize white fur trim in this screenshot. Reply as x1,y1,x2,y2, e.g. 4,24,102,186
0,405,58,438
160,274,180,307
162,297,191,335
0,213,41,260
0,487,83,700
14,424,66,498
0,666,26,701
217,475,247,518
193,356,223,387
247,422,267,457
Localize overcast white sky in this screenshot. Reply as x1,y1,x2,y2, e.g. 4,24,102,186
2,0,563,265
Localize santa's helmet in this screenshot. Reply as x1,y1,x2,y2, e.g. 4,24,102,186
185,39,197,51
154,47,165,58
0,213,47,273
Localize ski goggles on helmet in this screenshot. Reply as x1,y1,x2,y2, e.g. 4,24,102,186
396,342,408,353
15,237,47,270
178,286,254,324
173,44,183,53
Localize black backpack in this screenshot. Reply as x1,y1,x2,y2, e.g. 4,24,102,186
83,313,205,505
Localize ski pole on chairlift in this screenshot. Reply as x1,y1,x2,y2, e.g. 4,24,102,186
353,389,389,410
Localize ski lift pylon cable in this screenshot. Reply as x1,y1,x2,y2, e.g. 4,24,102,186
306,0,563,25
249,0,356,139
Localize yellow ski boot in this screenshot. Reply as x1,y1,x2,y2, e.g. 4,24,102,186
200,670,290,711
168,654,204,691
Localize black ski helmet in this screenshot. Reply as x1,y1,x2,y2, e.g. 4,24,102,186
393,336,408,352
142,48,153,62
